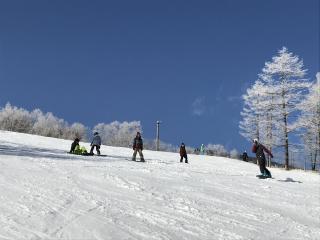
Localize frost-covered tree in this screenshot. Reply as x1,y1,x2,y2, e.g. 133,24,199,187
0,103,34,133
0,103,96,141
93,121,142,147
32,111,68,138
144,139,179,152
230,149,239,159
297,73,320,170
259,47,310,170
239,80,265,142
65,123,88,141
206,144,228,157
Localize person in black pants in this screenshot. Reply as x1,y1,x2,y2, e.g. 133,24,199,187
69,138,80,153
252,139,273,178
90,132,101,155
242,150,248,162
132,132,145,162
180,143,188,163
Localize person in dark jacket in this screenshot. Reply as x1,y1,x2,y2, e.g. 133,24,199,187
70,138,80,153
242,150,248,162
180,143,188,163
252,139,273,178
90,132,101,155
132,132,144,162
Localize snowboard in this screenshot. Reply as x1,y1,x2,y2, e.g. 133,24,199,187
68,152,107,157
256,174,272,179
131,159,146,163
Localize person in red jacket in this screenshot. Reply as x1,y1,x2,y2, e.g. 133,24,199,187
252,139,273,178
180,143,188,163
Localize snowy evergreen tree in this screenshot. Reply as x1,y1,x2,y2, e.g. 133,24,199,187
65,123,88,141
260,47,310,170
230,149,239,159
297,73,320,170
32,111,67,138
0,103,34,133
239,80,265,142
93,121,142,147
206,144,228,157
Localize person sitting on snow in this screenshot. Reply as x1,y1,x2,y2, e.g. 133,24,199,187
70,138,80,153
70,138,88,155
252,139,273,178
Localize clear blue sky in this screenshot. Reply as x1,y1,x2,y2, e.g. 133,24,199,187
0,0,319,152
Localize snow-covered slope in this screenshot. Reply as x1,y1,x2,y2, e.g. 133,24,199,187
0,131,319,240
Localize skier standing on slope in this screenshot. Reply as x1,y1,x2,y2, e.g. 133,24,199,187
90,132,101,155
179,142,188,163
132,132,145,162
252,139,273,178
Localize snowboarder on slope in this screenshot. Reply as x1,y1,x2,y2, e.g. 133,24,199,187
180,142,188,163
90,132,101,155
132,132,145,162
70,138,80,153
252,139,273,178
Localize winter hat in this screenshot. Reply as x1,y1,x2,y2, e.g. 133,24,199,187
94,132,99,135
253,138,258,143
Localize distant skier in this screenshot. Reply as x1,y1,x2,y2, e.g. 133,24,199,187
90,132,101,155
69,138,80,153
180,142,188,163
132,132,145,162
200,144,205,155
252,139,273,178
242,150,248,162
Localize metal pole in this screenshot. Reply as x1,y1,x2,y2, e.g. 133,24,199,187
156,121,160,151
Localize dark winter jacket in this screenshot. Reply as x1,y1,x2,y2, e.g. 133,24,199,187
252,143,273,160
180,145,187,157
133,137,143,150
242,152,248,161
91,135,102,146
70,140,79,153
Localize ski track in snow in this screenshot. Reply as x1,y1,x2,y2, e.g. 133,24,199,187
0,131,319,240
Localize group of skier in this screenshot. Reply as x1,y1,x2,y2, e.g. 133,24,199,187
69,131,145,162
69,132,102,156
69,131,273,177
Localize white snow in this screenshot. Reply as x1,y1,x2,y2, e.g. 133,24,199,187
0,130,319,240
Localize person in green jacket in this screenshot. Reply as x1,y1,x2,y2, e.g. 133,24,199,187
200,144,205,155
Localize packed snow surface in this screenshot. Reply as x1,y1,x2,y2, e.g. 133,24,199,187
0,131,319,240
